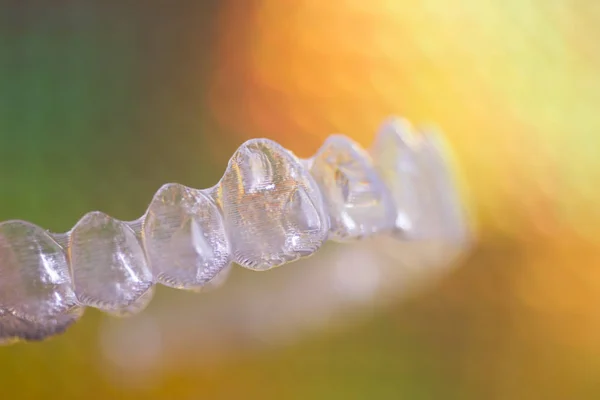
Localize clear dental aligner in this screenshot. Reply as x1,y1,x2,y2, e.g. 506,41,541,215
0,117,470,345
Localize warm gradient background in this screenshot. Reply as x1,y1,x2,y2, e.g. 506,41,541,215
1,1,600,399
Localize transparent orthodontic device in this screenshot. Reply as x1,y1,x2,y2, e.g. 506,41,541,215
0,117,471,345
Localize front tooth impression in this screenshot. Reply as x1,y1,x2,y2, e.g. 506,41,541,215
417,130,470,243
218,139,329,271
0,220,81,335
370,118,432,239
69,212,153,314
143,183,231,289
371,118,469,242
309,135,396,241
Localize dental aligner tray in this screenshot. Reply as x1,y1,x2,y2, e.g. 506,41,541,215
0,117,469,344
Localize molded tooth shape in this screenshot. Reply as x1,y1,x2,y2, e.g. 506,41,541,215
371,118,468,241
0,306,83,344
309,135,396,241
370,118,425,238
417,129,471,244
0,220,80,329
217,139,329,270
106,286,155,318
189,264,233,293
69,212,153,314
143,183,231,289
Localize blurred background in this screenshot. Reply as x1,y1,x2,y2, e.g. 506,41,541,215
1,1,600,399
